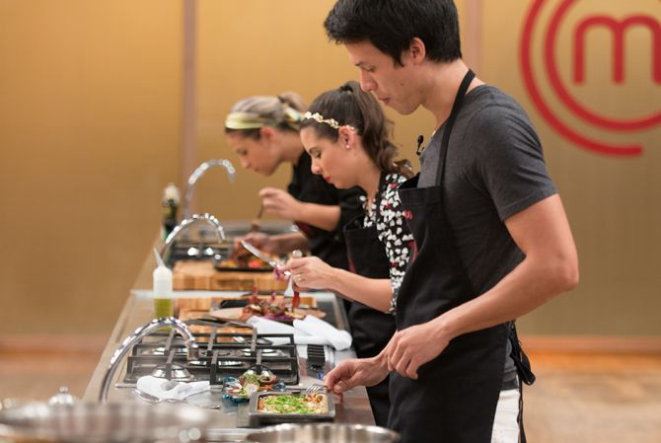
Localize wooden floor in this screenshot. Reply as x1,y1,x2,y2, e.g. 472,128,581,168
0,341,660,442
524,351,661,443
0,337,104,402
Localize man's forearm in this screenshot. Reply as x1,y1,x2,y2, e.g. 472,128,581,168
432,195,579,342
433,253,579,342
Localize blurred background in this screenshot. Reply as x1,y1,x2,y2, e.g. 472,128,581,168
1,0,658,339
0,2,659,439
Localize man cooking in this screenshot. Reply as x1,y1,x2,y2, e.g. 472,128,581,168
322,1,579,442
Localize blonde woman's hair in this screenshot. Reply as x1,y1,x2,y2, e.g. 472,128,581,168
225,92,307,140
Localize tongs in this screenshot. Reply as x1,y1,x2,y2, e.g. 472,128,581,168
284,250,303,309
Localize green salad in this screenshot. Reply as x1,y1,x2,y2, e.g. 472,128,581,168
259,394,326,414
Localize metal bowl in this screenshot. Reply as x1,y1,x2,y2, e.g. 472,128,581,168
246,423,400,443
0,401,213,443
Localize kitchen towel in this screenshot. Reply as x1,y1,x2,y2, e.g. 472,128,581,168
294,315,352,351
136,376,210,401
247,316,352,351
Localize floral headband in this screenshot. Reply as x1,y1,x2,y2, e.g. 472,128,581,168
302,112,341,129
302,112,358,133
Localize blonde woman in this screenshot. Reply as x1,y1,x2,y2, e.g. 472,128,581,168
224,93,364,271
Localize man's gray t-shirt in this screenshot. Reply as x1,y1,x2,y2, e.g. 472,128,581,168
418,85,557,381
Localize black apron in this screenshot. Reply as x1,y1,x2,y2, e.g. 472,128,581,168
343,175,397,427
390,70,532,443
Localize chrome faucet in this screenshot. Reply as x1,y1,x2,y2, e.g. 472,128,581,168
160,213,226,264
98,317,199,403
183,158,236,219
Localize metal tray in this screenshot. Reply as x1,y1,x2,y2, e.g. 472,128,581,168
248,391,335,426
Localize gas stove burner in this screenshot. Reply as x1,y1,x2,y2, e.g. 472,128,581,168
217,360,244,367
142,346,186,356
188,360,209,367
240,348,279,357
150,363,195,381
123,331,300,386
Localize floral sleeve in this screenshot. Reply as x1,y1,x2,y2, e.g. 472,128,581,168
363,173,415,313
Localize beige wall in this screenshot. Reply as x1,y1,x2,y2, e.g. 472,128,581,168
1,0,659,338
0,1,181,335
192,0,443,219
479,0,661,335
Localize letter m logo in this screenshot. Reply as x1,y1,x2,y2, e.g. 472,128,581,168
574,15,661,84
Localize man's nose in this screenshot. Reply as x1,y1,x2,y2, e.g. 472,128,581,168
360,70,376,92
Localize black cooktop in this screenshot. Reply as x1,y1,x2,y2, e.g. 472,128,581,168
123,324,299,386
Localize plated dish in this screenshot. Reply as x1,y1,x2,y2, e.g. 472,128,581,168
215,248,275,272
210,295,326,324
248,392,335,425
258,393,328,415
223,372,280,402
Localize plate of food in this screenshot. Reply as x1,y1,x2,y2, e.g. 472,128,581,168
222,372,281,402
248,392,335,425
215,248,275,272
210,295,326,324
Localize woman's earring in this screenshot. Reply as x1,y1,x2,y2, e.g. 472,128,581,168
345,143,350,149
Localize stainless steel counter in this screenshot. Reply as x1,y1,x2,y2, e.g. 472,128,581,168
82,244,375,441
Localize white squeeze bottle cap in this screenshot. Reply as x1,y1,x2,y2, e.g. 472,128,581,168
153,248,173,298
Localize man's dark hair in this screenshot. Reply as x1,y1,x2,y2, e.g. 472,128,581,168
324,0,462,66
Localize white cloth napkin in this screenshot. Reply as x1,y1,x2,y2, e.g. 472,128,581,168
136,376,209,401
294,315,352,351
247,316,352,351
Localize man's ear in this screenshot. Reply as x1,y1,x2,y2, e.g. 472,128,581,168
407,37,427,65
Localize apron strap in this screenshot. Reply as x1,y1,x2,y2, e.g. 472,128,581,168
508,323,535,443
435,70,476,188
509,323,536,385
518,380,528,443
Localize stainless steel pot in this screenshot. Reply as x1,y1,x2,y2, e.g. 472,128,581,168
0,401,213,443
245,423,400,443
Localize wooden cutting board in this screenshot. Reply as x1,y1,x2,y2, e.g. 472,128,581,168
172,260,287,291
176,295,318,313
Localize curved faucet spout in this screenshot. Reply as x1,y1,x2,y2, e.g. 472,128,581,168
183,159,236,219
98,317,199,403
160,213,226,265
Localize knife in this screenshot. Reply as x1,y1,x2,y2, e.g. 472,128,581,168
240,240,282,269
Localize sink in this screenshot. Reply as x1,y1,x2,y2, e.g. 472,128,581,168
164,222,296,267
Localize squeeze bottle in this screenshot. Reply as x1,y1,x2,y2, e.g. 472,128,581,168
152,248,173,319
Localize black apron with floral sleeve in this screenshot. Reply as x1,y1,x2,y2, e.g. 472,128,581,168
389,71,511,443
343,175,396,427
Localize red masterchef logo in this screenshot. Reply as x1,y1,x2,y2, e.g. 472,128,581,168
520,0,660,157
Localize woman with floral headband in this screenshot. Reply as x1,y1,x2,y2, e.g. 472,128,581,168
285,81,415,426
224,92,364,272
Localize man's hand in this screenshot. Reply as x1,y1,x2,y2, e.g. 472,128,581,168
286,256,335,291
324,354,389,394
259,187,303,221
386,320,450,380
